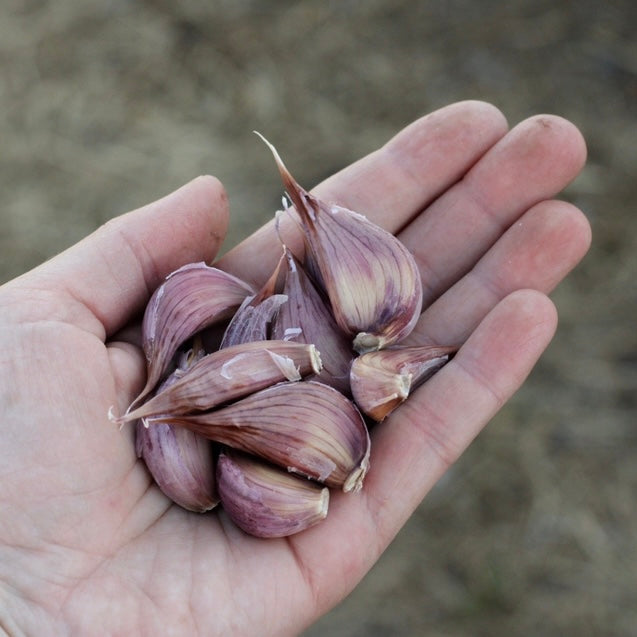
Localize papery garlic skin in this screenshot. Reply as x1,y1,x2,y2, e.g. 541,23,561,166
135,263,254,407
217,450,329,538
121,340,322,422
256,133,423,354
159,380,370,492
350,344,456,421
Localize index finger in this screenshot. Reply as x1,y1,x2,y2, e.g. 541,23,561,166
216,100,508,286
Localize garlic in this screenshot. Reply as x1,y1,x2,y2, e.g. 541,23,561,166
217,449,329,538
136,420,218,512
118,340,322,423
135,348,218,512
133,262,254,408
272,247,353,393
350,344,457,421
256,133,423,353
220,293,288,348
157,380,371,492
220,256,287,348
110,136,454,535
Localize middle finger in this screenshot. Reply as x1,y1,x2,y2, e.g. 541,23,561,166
400,114,587,306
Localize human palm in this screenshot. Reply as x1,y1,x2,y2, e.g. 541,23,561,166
0,102,590,636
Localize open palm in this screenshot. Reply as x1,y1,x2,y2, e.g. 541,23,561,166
0,101,590,636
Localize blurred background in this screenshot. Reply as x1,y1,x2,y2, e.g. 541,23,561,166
1,1,636,635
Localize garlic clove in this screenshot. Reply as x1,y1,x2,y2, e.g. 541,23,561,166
136,420,218,512
134,263,254,408
256,133,423,354
158,380,371,492
350,344,457,421
272,247,353,393
220,293,288,348
135,350,218,512
220,254,287,347
217,449,329,538
120,340,322,423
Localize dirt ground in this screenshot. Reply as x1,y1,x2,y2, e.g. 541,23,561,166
2,1,636,635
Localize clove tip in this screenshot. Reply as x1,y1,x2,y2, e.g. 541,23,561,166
107,405,128,431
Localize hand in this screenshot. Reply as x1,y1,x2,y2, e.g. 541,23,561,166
0,101,590,636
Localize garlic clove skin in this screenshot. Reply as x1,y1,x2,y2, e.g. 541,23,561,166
217,449,329,538
272,247,353,394
159,380,371,492
256,133,423,354
136,420,218,512
135,263,254,408
350,344,457,421
120,340,322,423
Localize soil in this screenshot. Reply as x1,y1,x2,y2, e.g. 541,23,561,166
2,1,636,635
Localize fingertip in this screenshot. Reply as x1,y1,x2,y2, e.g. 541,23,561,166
386,99,509,165
99,174,231,273
535,198,593,262
168,174,230,264
191,174,230,225
498,287,559,337
519,114,588,180
442,289,555,408
446,99,509,133
503,287,558,334
413,99,509,130
21,175,234,338
537,114,588,169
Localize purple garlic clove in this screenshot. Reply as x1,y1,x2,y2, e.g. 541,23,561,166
272,246,353,394
136,420,218,512
350,344,457,421
136,350,218,512
256,133,423,354
217,449,329,538
220,294,288,348
133,262,254,409
119,340,322,423
158,380,371,492
220,254,287,347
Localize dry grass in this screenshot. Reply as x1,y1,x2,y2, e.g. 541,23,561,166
2,1,636,635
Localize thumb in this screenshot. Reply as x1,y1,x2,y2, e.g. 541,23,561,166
10,176,229,339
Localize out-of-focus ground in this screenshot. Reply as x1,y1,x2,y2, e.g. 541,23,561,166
1,1,636,635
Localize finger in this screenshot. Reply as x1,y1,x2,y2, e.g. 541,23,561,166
400,114,587,304
217,100,508,285
288,289,557,616
316,100,506,224
19,176,229,339
406,199,592,345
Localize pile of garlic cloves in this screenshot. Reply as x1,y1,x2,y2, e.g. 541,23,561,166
114,138,457,538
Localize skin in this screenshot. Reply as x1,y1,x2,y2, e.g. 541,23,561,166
0,101,591,636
